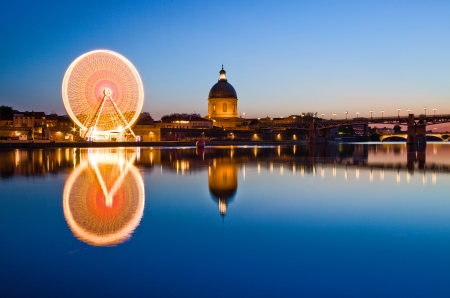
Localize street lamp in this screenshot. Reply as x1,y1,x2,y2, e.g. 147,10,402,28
301,113,304,123
321,113,325,119
370,110,373,119
381,110,384,119
423,107,427,117
397,108,400,118
345,111,348,120
356,112,360,118
433,108,437,117
333,113,336,120
407,109,411,115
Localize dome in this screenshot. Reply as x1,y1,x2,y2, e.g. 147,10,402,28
208,81,237,99
208,66,238,99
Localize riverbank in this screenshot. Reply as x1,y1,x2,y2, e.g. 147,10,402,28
0,140,308,149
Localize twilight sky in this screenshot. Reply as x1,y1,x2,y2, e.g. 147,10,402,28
0,0,449,120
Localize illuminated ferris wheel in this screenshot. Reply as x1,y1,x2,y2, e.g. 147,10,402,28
62,50,144,140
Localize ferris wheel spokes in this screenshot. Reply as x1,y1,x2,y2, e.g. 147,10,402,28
83,90,109,138
84,89,136,139
90,152,136,207
108,93,136,138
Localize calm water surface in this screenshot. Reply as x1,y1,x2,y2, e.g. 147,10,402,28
1,143,450,297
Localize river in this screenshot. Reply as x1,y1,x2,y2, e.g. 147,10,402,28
1,143,449,297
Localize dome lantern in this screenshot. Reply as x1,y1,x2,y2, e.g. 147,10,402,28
219,65,227,81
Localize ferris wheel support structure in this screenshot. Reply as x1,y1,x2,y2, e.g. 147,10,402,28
83,89,136,139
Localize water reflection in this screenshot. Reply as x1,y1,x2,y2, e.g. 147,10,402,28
209,157,238,218
5,143,450,178
4,144,450,296
63,148,145,246
3,143,450,228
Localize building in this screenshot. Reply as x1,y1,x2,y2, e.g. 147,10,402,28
13,112,45,128
207,66,245,129
160,113,212,129
0,117,13,127
45,114,58,128
57,115,74,128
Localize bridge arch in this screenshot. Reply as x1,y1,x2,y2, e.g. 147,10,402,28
426,134,445,142
379,134,407,142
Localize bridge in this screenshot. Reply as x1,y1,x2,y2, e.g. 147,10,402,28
380,133,450,142
260,114,450,129
260,114,450,145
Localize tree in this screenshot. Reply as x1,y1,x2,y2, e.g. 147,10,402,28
339,126,355,135
248,119,260,126
301,112,317,117
369,126,380,135
0,106,15,120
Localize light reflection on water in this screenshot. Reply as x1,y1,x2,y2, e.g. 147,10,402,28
63,149,144,246
1,143,450,296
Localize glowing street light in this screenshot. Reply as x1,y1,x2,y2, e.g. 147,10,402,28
301,113,304,123
381,110,384,119
423,107,427,117
345,111,348,120
333,113,336,120
370,110,373,119
433,108,437,117
397,108,401,118
321,113,325,119
407,109,411,114
356,112,360,118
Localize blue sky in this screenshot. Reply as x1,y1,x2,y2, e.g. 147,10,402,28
0,0,449,119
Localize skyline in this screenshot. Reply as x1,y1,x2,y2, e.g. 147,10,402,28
1,1,449,120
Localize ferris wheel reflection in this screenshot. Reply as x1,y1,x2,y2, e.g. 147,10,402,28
63,148,145,246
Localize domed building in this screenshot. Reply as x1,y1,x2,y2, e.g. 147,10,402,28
207,66,243,128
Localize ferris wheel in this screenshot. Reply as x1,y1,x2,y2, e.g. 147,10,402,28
62,50,144,140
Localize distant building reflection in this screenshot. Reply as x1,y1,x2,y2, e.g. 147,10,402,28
63,148,145,246
0,148,75,179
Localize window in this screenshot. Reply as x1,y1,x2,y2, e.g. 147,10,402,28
213,104,216,112
233,104,235,113
223,103,227,112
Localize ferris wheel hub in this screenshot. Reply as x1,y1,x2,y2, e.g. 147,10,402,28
103,89,112,96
